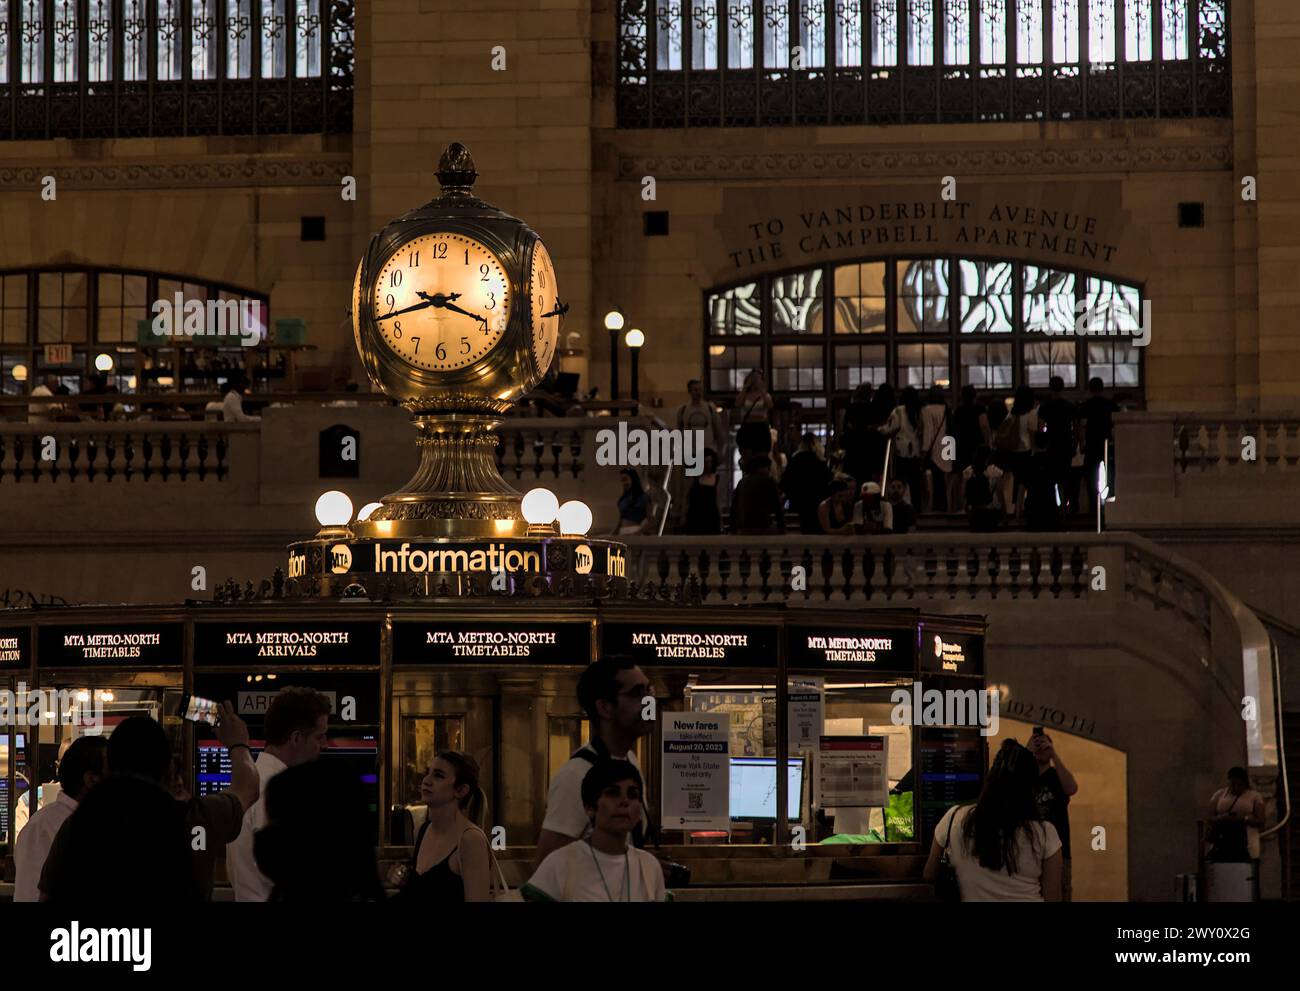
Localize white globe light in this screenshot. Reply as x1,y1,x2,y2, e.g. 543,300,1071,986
557,500,593,536
520,487,559,525
357,501,383,522
625,328,645,349
604,310,625,331
95,353,114,373
12,363,28,382
315,490,354,528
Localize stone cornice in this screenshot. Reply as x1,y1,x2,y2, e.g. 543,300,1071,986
0,157,352,190
617,142,1232,181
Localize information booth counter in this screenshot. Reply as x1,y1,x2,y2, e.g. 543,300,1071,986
0,600,987,900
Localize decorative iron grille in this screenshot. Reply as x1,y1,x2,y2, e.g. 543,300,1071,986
618,0,1229,127
0,0,353,139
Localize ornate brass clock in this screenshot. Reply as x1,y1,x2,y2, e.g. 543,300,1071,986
351,142,566,537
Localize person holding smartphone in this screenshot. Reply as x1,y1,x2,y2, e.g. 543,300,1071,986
1028,727,1079,901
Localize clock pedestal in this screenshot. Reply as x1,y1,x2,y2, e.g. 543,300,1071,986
353,413,524,539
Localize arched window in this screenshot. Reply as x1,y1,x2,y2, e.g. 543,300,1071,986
704,255,1143,430
618,0,1228,127
0,0,354,138
0,266,269,396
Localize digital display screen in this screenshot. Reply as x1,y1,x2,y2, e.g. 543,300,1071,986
195,736,380,798
729,756,803,821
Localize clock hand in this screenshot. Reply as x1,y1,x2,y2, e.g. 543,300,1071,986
376,298,437,320
540,297,570,319
439,299,490,325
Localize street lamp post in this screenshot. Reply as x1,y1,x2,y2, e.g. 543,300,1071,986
625,328,645,403
604,310,624,400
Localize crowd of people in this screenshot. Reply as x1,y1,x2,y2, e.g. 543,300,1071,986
7,661,1262,903
653,370,1122,536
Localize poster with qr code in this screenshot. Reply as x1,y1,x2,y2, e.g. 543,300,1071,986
818,736,889,808
661,712,730,830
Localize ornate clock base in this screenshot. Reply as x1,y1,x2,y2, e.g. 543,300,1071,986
355,413,527,539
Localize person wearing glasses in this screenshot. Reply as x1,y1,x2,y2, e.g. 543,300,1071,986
533,656,654,872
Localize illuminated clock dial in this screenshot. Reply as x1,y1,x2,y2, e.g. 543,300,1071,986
372,233,511,372
528,240,561,377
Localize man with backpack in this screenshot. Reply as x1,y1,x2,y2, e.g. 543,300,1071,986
533,656,655,871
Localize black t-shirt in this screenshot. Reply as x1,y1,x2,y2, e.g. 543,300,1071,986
1077,395,1120,461
1037,396,1076,459
1034,767,1071,861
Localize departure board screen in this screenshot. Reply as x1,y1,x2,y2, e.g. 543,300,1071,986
918,726,985,845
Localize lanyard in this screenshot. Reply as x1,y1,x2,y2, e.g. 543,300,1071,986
587,842,630,902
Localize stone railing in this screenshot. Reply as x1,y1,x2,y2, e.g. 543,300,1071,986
1171,415,1300,472
621,534,1094,605
495,417,661,483
0,422,252,483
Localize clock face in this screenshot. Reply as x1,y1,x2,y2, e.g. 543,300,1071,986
371,233,512,372
528,240,560,376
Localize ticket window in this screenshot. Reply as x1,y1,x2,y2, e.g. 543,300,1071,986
19,684,182,837
811,681,916,846
668,669,782,845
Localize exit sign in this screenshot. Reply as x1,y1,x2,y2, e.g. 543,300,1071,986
44,344,73,364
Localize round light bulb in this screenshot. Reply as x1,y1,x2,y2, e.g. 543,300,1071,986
13,363,28,382
315,490,354,528
557,500,593,536
604,310,625,332
126,375,137,390
520,487,559,525
708,345,726,357
95,352,114,373
625,328,645,349
357,501,383,522
76,690,91,702
99,690,113,702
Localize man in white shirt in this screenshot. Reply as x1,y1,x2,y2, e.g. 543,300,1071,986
225,687,332,901
27,375,60,423
221,372,261,422
13,736,108,902
533,656,654,871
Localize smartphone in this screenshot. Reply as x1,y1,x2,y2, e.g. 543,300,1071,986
181,695,220,726
1032,725,1045,737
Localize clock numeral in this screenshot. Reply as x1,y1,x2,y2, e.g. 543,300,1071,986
411,336,420,354
479,264,490,282
393,320,403,339
408,251,419,267
486,291,496,310
385,293,395,309
464,248,468,264
435,341,447,360
460,336,470,354
433,242,448,259
390,269,403,288
539,268,546,289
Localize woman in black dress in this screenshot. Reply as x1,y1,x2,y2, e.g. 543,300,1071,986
683,448,723,534
396,752,492,902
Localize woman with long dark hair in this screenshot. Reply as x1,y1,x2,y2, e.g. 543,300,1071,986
879,385,924,509
613,468,651,535
394,751,492,902
923,739,1062,901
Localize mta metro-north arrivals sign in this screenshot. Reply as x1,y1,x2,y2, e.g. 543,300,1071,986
193,622,382,666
